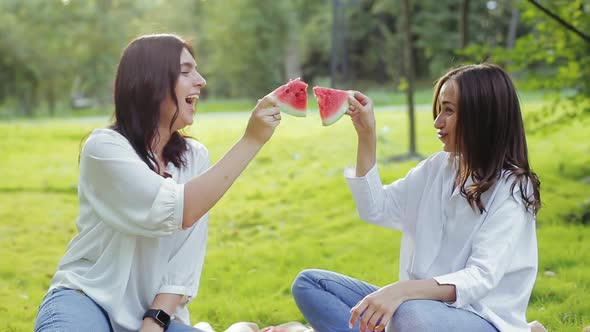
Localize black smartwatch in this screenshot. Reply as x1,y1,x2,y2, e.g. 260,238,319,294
143,309,171,329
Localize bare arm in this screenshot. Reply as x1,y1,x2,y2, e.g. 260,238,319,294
140,293,183,331
397,279,456,303
350,279,456,332
181,97,280,228
346,91,376,177
355,133,376,177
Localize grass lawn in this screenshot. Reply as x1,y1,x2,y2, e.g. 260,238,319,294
0,103,589,331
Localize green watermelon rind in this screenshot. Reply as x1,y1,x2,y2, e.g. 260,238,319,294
268,87,308,117
278,101,307,117
321,90,354,126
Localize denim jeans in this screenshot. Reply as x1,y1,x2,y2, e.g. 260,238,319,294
291,269,499,332
34,288,202,332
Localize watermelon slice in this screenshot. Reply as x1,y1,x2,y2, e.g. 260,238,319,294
269,78,308,117
313,87,354,126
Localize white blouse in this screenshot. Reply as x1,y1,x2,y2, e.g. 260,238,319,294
49,128,210,332
345,152,538,332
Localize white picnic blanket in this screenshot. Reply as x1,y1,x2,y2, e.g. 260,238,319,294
194,321,314,332
194,320,547,332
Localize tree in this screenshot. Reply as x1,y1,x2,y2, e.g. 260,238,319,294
330,0,348,88
461,0,590,126
400,0,419,159
460,0,470,49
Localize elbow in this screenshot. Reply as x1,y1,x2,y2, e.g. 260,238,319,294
358,208,392,227
181,209,207,229
357,206,382,223
181,215,198,229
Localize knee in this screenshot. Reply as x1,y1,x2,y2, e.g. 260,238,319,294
387,300,438,332
291,268,329,299
291,269,318,293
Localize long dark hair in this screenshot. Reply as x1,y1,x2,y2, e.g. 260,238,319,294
111,34,193,174
433,63,541,215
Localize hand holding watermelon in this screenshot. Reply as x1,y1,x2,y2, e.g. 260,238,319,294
264,79,375,130
345,91,376,136
243,95,281,146
268,78,308,117
346,90,377,177
313,87,356,126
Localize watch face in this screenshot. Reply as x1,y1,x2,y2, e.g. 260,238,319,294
156,309,171,324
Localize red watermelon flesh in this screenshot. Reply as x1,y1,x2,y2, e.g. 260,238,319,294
269,78,308,117
313,87,354,126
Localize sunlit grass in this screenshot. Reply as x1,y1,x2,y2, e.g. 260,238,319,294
0,103,588,331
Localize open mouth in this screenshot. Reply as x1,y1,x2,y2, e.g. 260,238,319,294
185,95,199,107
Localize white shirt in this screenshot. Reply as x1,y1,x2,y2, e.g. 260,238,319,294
345,152,537,332
49,128,210,332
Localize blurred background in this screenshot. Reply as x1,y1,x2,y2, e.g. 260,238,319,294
0,0,588,119
1,0,589,331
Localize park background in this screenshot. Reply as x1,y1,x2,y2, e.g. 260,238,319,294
0,0,589,331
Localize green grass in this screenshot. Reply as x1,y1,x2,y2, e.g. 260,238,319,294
0,103,589,331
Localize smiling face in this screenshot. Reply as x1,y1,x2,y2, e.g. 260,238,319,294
160,47,206,133
434,80,458,153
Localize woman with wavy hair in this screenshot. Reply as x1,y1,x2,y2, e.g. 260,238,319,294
34,34,281,332
292,64,542,332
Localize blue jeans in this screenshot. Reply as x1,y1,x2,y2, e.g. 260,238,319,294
291,269,499,332
34,288,202,332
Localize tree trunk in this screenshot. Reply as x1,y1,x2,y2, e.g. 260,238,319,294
401,0,417,156
506,6,520,49
460,0,470,49
376,13,387,84
341,1,348,86
47,85,56,117
506,4,520,77
18,88,33,117
284,45,302,81
330,0,348,88
330,0,340,88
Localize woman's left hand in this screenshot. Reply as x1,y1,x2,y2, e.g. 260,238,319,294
349,283,406,332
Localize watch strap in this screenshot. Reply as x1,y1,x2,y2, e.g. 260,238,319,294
143,308,171,329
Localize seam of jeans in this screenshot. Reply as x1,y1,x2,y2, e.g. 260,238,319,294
316,277,375,298
45,290,60,332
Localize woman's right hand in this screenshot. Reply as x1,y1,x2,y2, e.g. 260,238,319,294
346,91,377,177
243,95,281,146
346,91,376,137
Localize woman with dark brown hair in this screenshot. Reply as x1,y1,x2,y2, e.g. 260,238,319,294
292,64,543,332
34,34,281,332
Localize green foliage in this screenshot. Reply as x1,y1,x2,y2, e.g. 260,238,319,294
198,1,295,97
509,0,590,94
0,0,202,116
461,1,590,109
565,199,590,226
0,101,589,331
294,1,332,81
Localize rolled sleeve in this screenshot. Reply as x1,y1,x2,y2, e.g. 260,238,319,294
433,271,471,308
81,131,185,237
157,285,192,300
146,178,185,233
